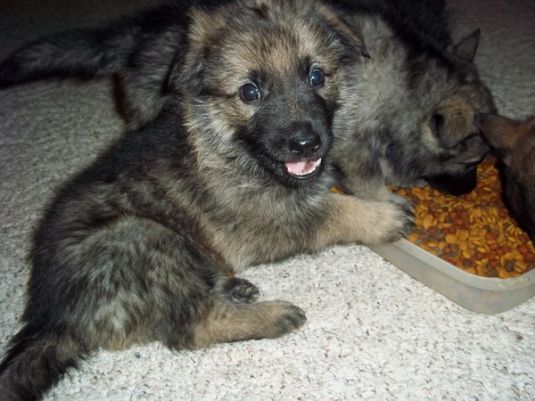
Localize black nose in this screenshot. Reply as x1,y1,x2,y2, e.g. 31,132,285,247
288,127,321,156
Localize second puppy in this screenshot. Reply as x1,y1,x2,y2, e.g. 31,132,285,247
477,114,535,241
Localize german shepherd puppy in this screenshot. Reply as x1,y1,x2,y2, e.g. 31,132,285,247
0,1,413,399
331,14,496,201
476,114,535,241
0,0,494,198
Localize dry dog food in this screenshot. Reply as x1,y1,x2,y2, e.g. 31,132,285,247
394,158,535,278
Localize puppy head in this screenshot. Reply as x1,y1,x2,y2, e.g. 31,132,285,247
429,31,494,145
476,113,535,166
336,20,494,196
179,0,367,187
477,114,535,240
418,30,496,194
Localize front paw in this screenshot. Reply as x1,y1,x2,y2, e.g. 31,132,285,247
360,197,415,244
395,198,415,239
380,198,415,242
259,301,307,338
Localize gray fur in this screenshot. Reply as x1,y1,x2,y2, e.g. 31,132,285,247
332,16,495,199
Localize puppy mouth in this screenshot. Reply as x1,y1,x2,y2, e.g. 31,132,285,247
284,158,322,179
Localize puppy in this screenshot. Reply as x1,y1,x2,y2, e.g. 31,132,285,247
0,1,413,400
330,13,495,201
477,114,535,240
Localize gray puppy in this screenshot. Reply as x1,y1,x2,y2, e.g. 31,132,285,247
332,14,495,201
0,1,413,400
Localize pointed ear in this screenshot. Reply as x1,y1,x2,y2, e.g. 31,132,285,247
476,113,523,165
318,4,370,60
169,7,221,94
450,29,480,62
169,47,207,96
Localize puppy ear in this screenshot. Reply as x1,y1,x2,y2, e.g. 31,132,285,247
318,4,370,60
476,113,524,165
476,113,522,149
526,116,535,132
169,54,205,96
170,7,221,94
450,29,480,62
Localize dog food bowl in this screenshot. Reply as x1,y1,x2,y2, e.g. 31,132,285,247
366,158,535,314
370,239,535,314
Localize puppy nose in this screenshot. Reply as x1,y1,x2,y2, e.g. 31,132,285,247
288,129,321,156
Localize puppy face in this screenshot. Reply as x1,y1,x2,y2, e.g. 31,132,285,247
417,30,496,193
331,20,496,196
476,114,535,169
180,0,366,187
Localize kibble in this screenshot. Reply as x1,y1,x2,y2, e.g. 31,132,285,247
394,158,535,278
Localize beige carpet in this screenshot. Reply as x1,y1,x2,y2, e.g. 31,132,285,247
0,0,534,400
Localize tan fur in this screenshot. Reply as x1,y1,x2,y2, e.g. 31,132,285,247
312,193,409,248
192,301,306,348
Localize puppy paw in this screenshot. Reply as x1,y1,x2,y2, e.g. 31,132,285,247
358,197,415,244
395,200,416,238
380,198,415,242
221,277,260,304
192,300,306,347
263,301,307,338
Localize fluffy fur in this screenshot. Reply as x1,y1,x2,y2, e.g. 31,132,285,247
331,14,496,201
0,1,413,400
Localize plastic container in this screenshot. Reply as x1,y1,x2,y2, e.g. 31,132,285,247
370,239,535,314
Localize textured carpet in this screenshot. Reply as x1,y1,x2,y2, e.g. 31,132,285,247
0,1,534,400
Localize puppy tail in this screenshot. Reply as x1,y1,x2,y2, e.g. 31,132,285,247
0,324,87,401
0,2,184,88
0,21,141,87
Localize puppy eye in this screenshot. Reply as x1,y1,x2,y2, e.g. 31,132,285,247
239,83,261,103
308,67,325,88
432,113,445,137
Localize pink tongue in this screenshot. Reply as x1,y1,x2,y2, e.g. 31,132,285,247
285,159,321,176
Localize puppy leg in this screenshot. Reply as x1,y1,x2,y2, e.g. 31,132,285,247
314,192,414,248
191,301,306,348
